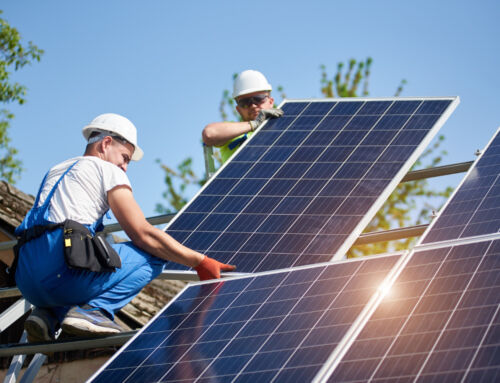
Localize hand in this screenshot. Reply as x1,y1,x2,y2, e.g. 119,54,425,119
249,108,284,131
194,256,236,281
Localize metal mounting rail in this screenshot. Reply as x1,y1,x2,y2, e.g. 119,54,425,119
354,224,429,245
0,331,136,358
0,287,22,299
401,161,472,182
101,213,176,234
0,213,176,251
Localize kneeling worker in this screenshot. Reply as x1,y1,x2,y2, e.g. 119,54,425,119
14,113,235,341
202,70,284,163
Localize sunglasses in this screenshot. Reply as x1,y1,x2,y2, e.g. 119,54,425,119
236,94,269,108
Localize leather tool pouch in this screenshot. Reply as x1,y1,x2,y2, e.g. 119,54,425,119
63,220,121,272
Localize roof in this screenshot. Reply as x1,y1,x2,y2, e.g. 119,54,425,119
0,180,35,234
122,279,187,325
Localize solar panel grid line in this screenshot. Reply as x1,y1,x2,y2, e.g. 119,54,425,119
128,273,286,383
193,256,392,383
311,251,410,383
87,257,341,382
165,101,335,260
84,281,191,381
326,239,500,382
168,99,454,272
421,126,500,244
252,100,411,268
89,253,403,382
158,272,292,383
255,252,402,383
87,281,240,382
159,101,336,273
324,97,459,260
408,241,497,382
228,254,366,383
458,304,500,383
233,99,398,271
116,282,225,382
215,99,450,268
286,100,429,264
162,97,459,275
160,102,309,232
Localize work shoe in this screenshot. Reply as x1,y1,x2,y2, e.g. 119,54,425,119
61,305,123,337
24,307,58,343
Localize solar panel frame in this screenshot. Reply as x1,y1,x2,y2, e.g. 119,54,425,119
161,97,459,277
88,252,407,383
421,126,500,245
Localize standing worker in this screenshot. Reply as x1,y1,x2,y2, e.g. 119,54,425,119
202,70,284,163
14,113,235,342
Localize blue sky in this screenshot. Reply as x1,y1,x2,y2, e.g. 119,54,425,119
2,0,499,221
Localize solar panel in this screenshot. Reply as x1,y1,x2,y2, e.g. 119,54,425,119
89,253,402,382
325,238,500,382
422,127,500,244
164,97,459,274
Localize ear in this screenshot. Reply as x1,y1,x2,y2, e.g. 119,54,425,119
99,136,114,153
236,105,243,116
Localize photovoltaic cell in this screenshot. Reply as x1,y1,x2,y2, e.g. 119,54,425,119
423,128,500,244
165,98,458,274
327,239,500,382
89,254,401,383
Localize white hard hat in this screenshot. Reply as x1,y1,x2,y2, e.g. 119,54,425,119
82,113,143,161
232,70,272,99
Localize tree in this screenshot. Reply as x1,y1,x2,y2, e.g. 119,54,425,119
155,157,205,214
156,58,452,256
0,10,43,183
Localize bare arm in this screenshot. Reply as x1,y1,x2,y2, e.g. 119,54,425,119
202,121,252,147
107,186,204,268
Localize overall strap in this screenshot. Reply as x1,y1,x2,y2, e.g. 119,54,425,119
32,171,51,209
39,160,80,208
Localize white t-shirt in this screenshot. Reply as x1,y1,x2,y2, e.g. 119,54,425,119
37,156,131,225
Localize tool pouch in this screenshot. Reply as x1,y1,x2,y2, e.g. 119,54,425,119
63,220,121,272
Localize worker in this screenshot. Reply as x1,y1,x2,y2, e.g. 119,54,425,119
14,113,235,342
202,70,284,163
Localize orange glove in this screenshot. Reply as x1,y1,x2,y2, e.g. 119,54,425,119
194,256,236,281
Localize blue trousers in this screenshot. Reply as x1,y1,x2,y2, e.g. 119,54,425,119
15,228,166,323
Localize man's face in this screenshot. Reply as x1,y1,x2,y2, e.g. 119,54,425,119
103,137,134,172
235,91,274,122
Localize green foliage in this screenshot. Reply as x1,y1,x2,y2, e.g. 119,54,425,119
320,58,372,97
320,57,407,98
155,157,206,214
157,58,452,257
0,109,21,182
218,73,240,122
0,10,44,183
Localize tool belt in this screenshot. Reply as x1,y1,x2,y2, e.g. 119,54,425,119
10,220,121,282
62,220,121,272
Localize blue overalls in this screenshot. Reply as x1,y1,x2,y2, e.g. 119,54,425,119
15,160,166,323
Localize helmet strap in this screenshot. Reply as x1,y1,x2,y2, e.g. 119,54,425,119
87,132,108,144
